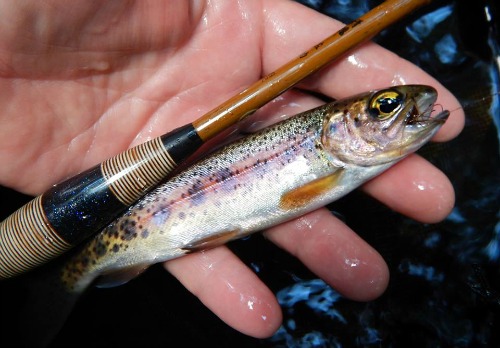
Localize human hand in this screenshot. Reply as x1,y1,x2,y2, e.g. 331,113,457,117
0,0,464,338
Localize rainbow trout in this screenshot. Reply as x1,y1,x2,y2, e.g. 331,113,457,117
22,85,448,345
61,85,448,292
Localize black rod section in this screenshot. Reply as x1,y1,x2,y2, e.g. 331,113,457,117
0,125,201,279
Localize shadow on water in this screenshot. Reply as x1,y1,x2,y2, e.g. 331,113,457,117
1,0,499,347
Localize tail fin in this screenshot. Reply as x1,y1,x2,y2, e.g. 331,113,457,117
1,255,84,348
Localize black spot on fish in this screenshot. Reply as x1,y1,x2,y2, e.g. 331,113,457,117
112,244,120,253
94,240,107,257
188,179,206,205
214,167,233,183
120,219,138,241
81,255,90,267
153,205,170,218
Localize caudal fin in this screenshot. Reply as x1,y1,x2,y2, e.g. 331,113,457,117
1,256,84,348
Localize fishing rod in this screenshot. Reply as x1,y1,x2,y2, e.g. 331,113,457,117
0,0,432,279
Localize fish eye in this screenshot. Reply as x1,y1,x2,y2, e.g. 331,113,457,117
369,90,403,119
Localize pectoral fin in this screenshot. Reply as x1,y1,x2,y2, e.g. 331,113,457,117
280,169,344,210
182,230,241,253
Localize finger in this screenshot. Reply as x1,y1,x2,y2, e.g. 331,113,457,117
163,246,282,338
262,0,464,141
264,208,390,302
363,154,454,223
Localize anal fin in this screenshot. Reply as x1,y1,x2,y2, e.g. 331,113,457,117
182,230,241,253
280,169,344,210
95,264,148,288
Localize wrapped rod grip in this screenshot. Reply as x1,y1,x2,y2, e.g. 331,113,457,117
0,124,202,279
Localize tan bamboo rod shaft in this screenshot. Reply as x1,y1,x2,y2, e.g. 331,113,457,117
193,0,432,140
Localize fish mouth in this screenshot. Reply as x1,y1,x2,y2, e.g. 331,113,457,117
404,103,449,142
406,100,450,127
405,87,449,128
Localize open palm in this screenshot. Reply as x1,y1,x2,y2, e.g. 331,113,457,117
0,0,464,338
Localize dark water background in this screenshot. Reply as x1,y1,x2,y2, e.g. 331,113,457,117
1,0,499,347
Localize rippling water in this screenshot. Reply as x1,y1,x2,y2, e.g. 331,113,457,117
1,1,498,347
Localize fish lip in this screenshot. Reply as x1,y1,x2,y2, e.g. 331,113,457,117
398,86,449,149
432,109,450,122
406,89,449,127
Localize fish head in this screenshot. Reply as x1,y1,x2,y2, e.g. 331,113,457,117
321,85,449,166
